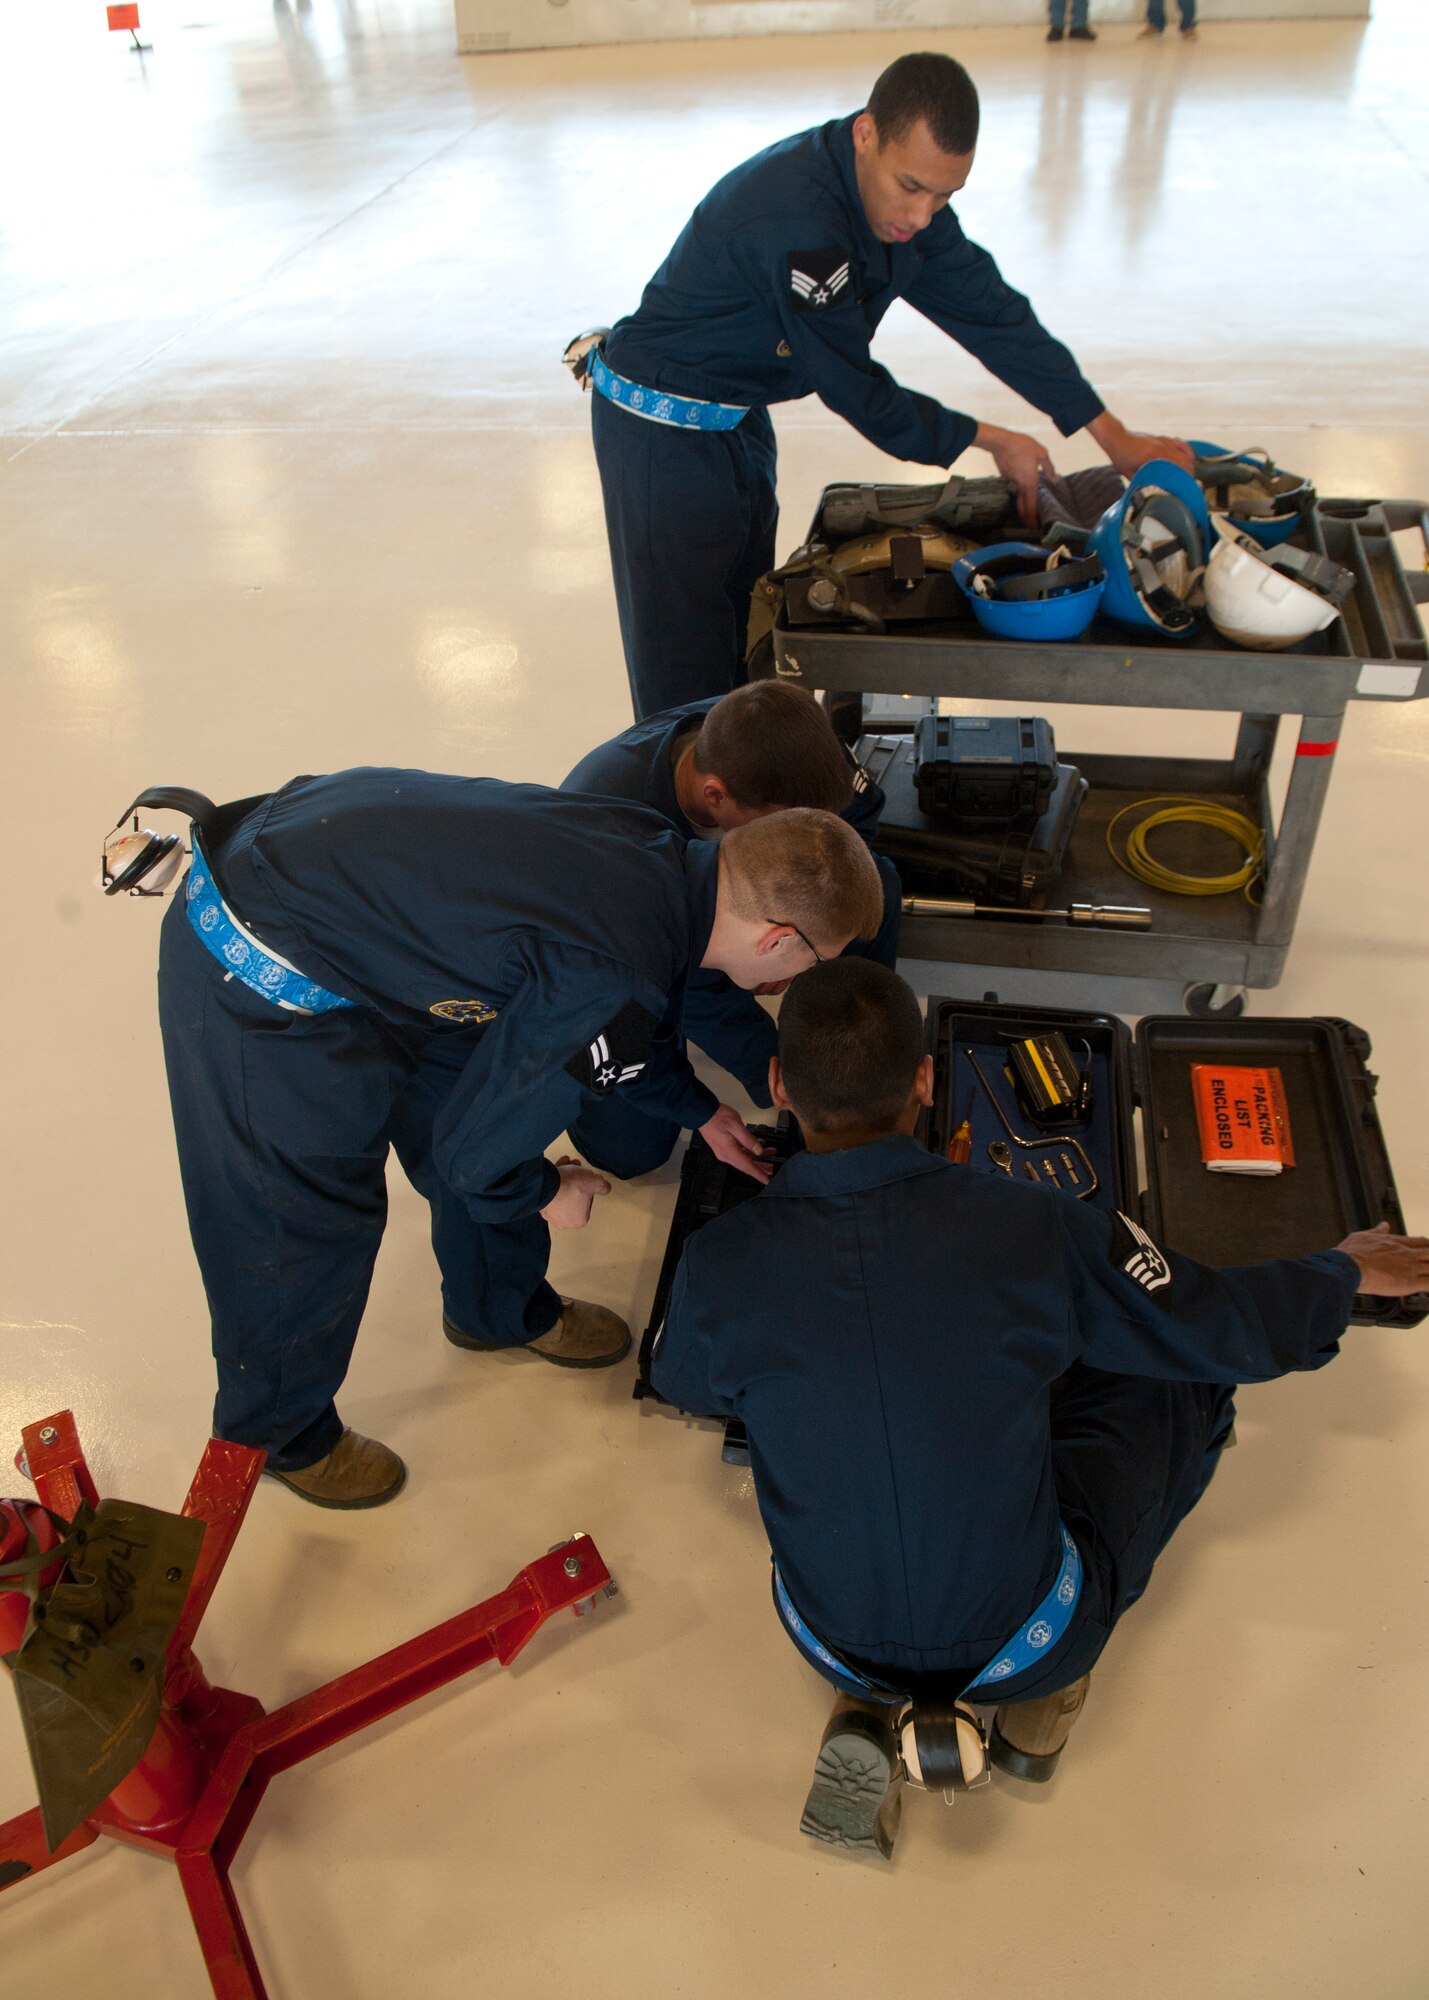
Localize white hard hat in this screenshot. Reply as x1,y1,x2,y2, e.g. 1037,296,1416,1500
1204,517,1353,652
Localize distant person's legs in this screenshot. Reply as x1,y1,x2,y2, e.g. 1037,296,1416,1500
1047,0,1091,35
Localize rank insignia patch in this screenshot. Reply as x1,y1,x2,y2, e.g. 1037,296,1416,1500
788,249,853,313
429,997,499,1024
566,999,660,1094
1108,1212,1173,1294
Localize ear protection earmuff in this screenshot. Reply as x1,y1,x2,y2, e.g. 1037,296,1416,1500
898,1703,990,1799
98,787,218,898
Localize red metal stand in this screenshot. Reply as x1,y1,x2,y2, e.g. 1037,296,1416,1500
1,1411,615,1999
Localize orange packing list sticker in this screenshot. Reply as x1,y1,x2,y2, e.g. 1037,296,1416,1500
107,5,141,29
1191,1065,1296,1176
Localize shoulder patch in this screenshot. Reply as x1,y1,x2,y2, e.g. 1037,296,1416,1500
566,999,660,1095
428,997,499,1024
1107,1212,1173,1294
787,248,854,314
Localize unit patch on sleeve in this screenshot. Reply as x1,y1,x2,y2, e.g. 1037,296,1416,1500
787,248,853,314
565,999,660,1094
1107,1212,1173,1294
428,997,499,1024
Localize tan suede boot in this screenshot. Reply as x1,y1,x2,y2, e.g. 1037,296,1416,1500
799,1694,905,1860
444,1297,631,1369
263,1428,407,1509
989,1672,1091,1783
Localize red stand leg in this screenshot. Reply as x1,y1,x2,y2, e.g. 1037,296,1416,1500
1,1411,616,2000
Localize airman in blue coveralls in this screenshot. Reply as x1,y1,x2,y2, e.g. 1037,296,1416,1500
584,51,1195,718
652,959,1429,1857
560,681,902,1179
156,771,883,1508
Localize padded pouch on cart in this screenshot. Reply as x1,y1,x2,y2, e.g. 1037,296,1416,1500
817,476,1017,542
1137,1018,1427,1328
859,734,1086,906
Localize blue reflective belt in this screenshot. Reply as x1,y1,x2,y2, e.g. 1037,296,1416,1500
184,843,355,1016
962,1523,1083,1696
589,348,748,432
775,1521,1083,1703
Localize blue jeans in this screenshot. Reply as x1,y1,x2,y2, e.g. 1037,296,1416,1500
1147,0,1196,26
1049,0,1090,27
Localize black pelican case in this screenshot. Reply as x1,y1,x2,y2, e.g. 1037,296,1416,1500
636,1002,1423,1464
856,732,1086,907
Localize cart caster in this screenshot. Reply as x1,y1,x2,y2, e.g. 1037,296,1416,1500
1184,982,1247,1020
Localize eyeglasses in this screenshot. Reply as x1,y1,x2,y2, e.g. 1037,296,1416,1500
767,918,824,963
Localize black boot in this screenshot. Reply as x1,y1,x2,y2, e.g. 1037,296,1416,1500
800,1696,903,1859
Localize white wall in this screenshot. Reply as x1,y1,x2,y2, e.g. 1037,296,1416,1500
457,0,1370,57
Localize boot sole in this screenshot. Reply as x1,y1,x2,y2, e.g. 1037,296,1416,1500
443,1317,631,1369
800,1730,899,1857
262,1461,408,1509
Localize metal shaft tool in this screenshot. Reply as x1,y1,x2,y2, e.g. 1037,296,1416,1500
988,1141,1014,1177
904,896,1152,932
964,1048,1100,1200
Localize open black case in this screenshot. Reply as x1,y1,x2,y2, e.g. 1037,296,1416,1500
635,1002,1425,1463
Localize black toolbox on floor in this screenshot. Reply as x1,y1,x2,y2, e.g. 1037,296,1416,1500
926,997,1426,1329
634,1123,796,1464
636,1004,1424,1463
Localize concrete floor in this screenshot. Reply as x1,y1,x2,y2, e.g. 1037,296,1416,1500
2,2,1427,1993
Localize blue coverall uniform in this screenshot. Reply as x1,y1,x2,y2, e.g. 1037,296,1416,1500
595,113,1104,717
651,1134,1358,1704
560,697,901,1178
158,769,722,1471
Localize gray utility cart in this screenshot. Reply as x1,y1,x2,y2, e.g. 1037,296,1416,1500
757,495,1429,1017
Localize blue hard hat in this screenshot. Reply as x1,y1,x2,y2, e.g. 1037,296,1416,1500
951,541,1106,642
1190,441,1311,549
1087,460,1211,638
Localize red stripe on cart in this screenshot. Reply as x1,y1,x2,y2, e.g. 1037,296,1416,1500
1295,740,1338,757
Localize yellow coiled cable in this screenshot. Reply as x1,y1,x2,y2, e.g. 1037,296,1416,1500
1105,796,1265,900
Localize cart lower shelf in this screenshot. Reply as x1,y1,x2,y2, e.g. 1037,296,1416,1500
896,753,1277,988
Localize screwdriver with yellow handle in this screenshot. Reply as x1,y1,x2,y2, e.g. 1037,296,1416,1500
947,1085,976,1164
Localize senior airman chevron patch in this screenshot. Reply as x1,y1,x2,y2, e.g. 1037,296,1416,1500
788,249,853,313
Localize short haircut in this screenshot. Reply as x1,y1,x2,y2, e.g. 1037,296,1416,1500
866,52,980,158
720,809,885,952
779,960,926,1133
693,683,854,815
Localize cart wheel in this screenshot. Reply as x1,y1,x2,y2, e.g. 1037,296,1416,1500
1183,982,1247,1020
